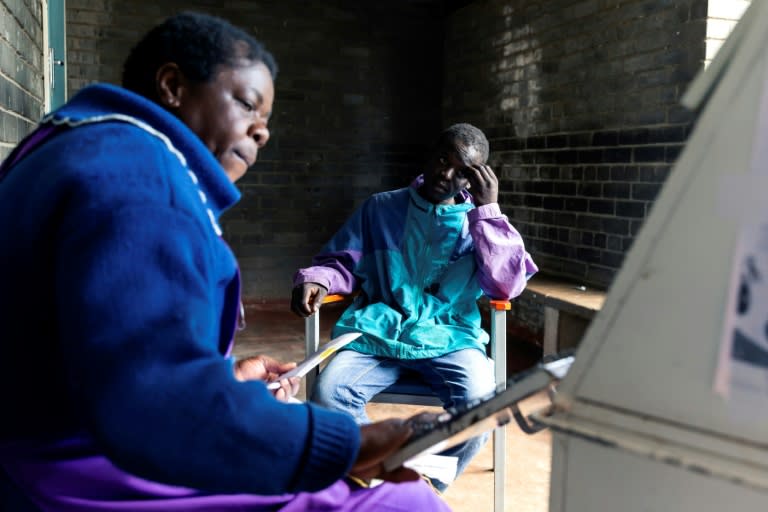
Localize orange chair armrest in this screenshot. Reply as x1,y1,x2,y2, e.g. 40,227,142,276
322,294,348,304
489,299,511,311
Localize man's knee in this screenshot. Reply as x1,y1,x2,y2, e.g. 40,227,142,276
461,350,496,399
309,375,333,405
312,375,367,414
312,373,346,406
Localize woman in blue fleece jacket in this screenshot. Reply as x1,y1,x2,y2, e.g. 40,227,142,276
0,12,448,512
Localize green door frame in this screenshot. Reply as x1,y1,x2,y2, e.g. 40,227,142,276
46,0,67,110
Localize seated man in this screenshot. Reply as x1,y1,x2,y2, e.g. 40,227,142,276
291,123,538,490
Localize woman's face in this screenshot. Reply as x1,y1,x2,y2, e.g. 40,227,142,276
174,60,274,182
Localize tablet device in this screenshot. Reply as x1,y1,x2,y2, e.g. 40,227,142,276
381,353,575,472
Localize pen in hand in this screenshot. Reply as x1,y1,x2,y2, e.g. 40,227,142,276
234,355,300,400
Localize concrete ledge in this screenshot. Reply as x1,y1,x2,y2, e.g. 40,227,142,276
522,274,606,319
521,274,607,355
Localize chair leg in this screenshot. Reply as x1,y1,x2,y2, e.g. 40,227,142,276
490,304,508,512
304,312,321,400
494,425,505,512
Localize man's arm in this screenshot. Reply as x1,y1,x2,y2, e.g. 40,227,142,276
463,162,539,299
469,203,538,299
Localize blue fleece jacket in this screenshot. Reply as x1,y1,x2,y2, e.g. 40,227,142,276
0,84,358,498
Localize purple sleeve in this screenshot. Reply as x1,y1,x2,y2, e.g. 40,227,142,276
293,250,362,294
293,203,367,294
468,203,539,299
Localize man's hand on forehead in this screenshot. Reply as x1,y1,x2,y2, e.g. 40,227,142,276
453,145,498,206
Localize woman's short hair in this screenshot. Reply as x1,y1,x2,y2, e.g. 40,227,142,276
122,11,277,101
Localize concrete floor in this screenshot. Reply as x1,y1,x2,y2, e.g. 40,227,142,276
233,304,552,512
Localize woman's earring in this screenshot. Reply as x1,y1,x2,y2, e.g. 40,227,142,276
161,92,180,108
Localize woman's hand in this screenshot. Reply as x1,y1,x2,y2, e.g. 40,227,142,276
350,412,442,483
234,355,300,401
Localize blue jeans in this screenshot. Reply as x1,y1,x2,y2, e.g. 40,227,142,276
311,348,496,490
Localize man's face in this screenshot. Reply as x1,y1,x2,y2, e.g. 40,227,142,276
175,60,274,182
419,142,483,204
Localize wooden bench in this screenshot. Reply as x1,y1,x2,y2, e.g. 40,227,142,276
521,274,607,355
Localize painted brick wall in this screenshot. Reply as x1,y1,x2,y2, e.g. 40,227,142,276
443,0,708,290
0,0,45,161
705,0,750,65
65,0,444,301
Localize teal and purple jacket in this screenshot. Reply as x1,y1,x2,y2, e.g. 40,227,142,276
294,181,538,359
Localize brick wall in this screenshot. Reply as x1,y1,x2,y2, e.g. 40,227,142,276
60,0,743,318
65,0,444,300
443,0,707,290
2,0,750,346
0,0,45,161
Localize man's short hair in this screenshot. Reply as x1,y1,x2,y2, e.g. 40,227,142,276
436,123,490,164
